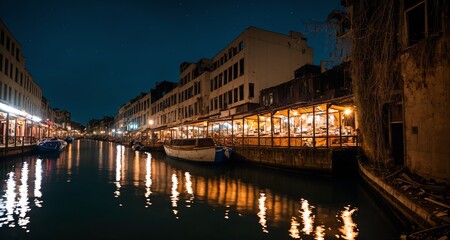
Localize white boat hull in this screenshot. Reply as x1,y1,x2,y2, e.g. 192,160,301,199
164,138,232,163
164,145,218,163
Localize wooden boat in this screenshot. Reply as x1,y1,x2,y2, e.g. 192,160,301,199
37,138,67,152
163,138,232,163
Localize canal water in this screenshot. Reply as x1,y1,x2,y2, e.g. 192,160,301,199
0,139,403,239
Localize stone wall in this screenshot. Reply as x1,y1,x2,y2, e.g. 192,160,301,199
401,37,450,184
233,146,333,173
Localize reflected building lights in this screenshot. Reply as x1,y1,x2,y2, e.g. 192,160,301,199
98,141,103,170
257,192,268,233
315,225,325,240
184,172,194,207
67,143,73,178
0,172,16,227
300,199,314,235
145,153,152,207
289,217,300,239
17,162,30,230
75,140,80,167
114,145,124,199
224,205,230,219
134,151,140,187
171,173,179,219
339,206,359,240
34,159,43,208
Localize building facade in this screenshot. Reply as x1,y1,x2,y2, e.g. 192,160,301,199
115,92,152,142
347,0,449,183
146,27,314,141
399,0,449,183
0,19,43,145
207,27,313,119
0,19,42,117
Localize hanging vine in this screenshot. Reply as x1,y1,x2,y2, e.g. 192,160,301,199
351,0,401,165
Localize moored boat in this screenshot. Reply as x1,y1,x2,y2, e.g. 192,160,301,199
64,136,73,143
163,138,232,163
37,138,67,152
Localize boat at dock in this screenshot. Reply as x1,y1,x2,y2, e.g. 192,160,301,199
37,138,67,153
163,138,232,163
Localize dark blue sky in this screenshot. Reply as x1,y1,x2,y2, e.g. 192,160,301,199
0,0,341,125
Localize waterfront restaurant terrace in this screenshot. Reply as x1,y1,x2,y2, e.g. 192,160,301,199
153,97,358,149
0,101,43,154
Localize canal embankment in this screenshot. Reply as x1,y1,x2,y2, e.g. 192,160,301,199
231,143,449,237
358,159,450,238
1,145,37,159
232,145,359,176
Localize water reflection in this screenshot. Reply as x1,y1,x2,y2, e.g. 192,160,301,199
171,173,179,219
0,162,33,231
0,172,16,227
300,198,314,235
0,141,397,239
315,225,325,240
34,159,43,208
289,217,300,239
338,206,359,240
17,162,30,230
144,153,152,207
184,172,194,207
257,192,268,233
114,145,124,201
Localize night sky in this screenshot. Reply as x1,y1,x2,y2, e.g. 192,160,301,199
0,0,341,125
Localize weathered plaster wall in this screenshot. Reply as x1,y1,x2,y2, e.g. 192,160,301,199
401,40,450,184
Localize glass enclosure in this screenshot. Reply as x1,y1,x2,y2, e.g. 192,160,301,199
151,103,358,148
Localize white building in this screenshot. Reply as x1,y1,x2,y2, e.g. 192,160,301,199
207,27,313,118
0,19,43,143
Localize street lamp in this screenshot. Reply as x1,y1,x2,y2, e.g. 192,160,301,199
148,119,155,145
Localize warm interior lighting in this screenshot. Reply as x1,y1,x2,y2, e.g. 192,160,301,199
344,108,352,115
